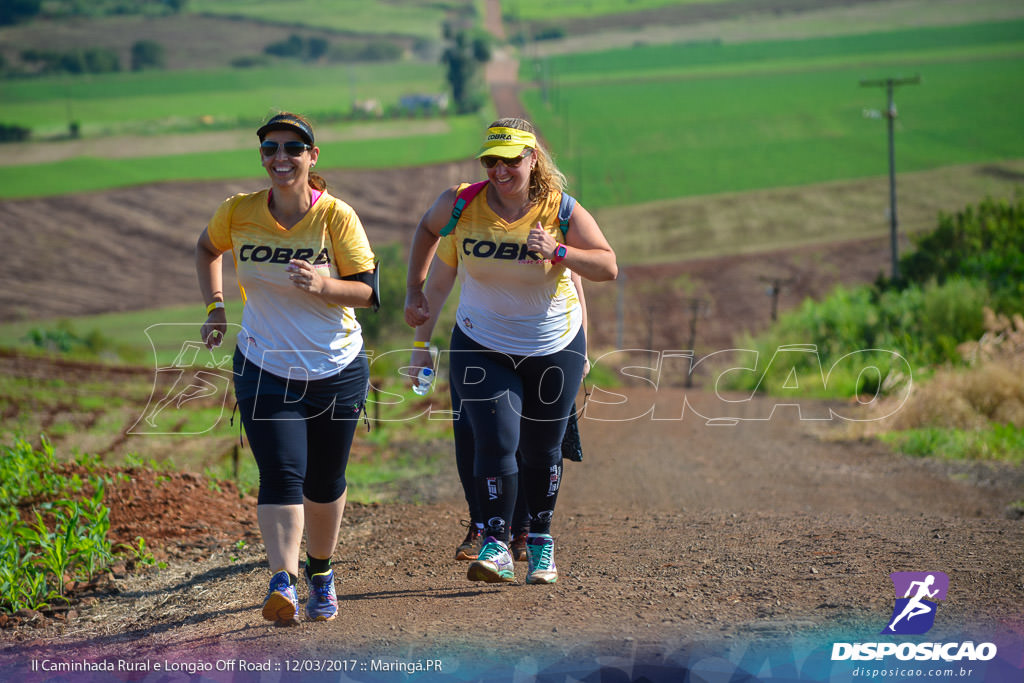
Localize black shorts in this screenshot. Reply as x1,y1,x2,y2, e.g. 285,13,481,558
233,348,368,505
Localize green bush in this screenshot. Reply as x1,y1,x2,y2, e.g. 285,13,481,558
721,195,1019,398
442,30,490,114
265,34,365,63
534,26,567,41
0,122,31,142
230,55,271,68
265,34,305,59
131,40,165,71
895,195,1024,312
0,0,41,26
329,40,403,63
725,278,988,398
22,46,121,75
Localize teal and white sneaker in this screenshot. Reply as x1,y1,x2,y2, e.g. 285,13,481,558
467,536,515,583
305,569,338,622
261,570,299,624
525,534,558,584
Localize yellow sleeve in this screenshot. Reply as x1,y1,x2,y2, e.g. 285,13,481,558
206,194,244,252
437,232,458,267
328,199,376,277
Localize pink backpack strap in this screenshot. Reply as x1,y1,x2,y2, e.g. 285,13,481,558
439,181,488,236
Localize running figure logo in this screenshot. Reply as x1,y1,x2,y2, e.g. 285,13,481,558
882,571,949,635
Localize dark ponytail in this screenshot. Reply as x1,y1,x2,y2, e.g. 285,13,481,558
309,172,327,191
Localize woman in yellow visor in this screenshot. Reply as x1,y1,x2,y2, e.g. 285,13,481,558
404,117,617,585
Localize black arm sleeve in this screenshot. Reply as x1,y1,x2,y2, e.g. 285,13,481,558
341,262,380,312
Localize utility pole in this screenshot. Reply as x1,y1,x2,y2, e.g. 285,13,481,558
616,268,626,350
759,276,795,322
681,297,708,388
859,75,920,281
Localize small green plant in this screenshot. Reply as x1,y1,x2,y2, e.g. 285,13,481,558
0,437,119,614
204,469,224,493
229,539,248,563
117,536,157,568
124,453,175,471
21,506,77,601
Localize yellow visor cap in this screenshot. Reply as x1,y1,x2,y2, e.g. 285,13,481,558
476,127,537,158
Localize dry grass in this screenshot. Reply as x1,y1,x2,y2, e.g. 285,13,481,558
596,160,1024,264
851,308,1024,436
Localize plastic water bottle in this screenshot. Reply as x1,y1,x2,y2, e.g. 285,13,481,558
412,367,434,396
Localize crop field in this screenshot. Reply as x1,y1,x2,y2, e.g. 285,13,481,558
187,0,459,39
0,40,481,199
0,62,449,138
504,0,716,21
521,19,1024,209
532,19,1024,82
0,116,482,199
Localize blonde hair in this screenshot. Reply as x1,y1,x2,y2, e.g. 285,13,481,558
489,117,566,203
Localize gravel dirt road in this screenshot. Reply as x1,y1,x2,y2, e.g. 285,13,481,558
0,2,1021,678
1,387,1021,681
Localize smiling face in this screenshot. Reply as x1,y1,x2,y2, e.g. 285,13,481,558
260,130,319,190
484,149,536,200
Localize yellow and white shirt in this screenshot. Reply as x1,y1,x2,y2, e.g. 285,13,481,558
437,184,581,356
207,190,375,379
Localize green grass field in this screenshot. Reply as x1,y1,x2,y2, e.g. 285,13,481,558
0,115,484,199
0,61,448,137
529,19,1024,82
3,18,1020,205
521,20,1024,209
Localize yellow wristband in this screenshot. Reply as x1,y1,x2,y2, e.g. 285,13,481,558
413,341,431,349
206,301,225,315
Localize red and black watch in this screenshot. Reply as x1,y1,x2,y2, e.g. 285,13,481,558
550,243,567,264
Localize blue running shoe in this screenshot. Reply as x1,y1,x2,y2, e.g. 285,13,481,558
305,570,338,622
525,534,558,584
467,537,515,583
262,570,299,624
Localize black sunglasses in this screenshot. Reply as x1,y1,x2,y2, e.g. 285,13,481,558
260,140,311,157
480,148,533,169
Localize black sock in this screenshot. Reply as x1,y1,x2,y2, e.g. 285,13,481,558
522,460,562,535
476,473,518,542
305,555,331,579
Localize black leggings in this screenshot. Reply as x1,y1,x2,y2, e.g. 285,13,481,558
233,349,368,506
451,381,531,531
449,326,585,538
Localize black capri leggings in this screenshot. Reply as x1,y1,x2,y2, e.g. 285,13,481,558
449,325,586,479
233,348,368,506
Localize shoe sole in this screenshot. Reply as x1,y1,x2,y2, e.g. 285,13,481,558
262,591,299,624
526,572,558,585
307,611,337,622
467,562,515,583
455,548,479,561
